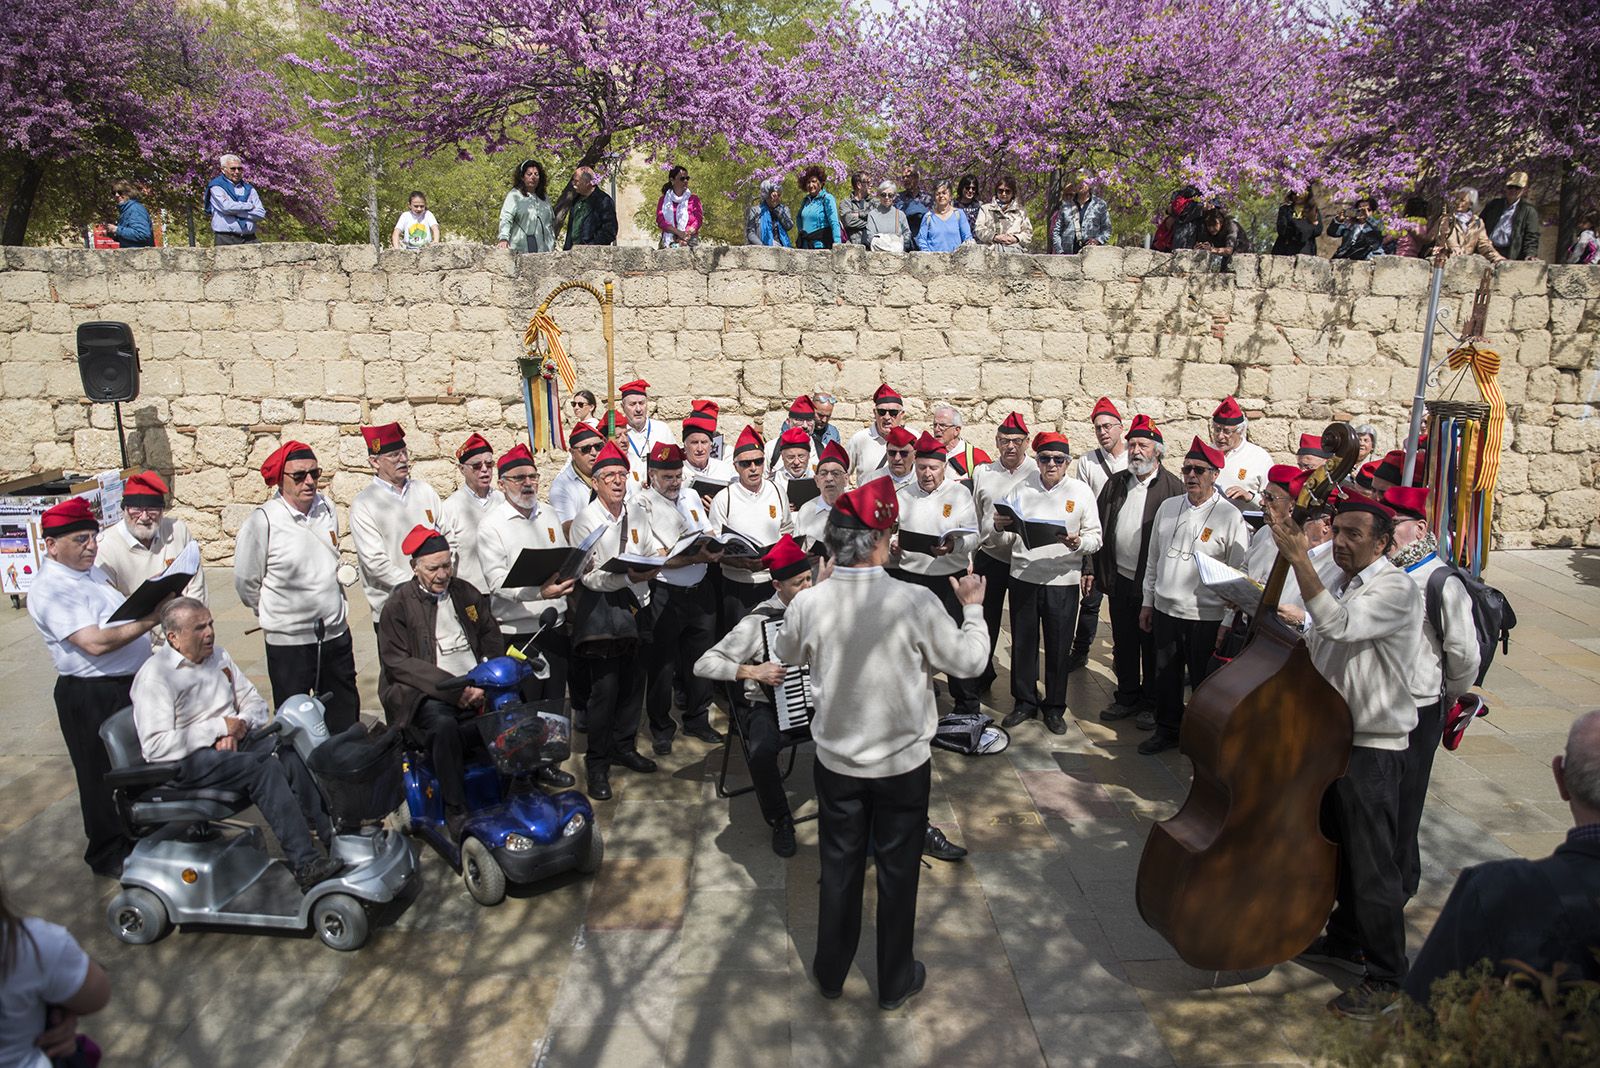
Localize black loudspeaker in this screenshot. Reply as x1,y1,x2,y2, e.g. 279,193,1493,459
77,321,141,402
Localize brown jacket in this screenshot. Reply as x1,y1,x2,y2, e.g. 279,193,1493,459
1428,214,1504,263
377,577,505,729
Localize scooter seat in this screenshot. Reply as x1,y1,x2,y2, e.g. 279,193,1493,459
128,795,248,825
98,709,251,828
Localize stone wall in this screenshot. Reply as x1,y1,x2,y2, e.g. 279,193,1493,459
1,243,1597,559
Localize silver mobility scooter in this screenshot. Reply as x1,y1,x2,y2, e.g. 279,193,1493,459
98,692,418,950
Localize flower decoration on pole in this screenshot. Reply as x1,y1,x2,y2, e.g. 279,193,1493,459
518,281,614,453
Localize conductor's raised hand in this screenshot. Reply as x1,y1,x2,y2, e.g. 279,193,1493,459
951,569,987,607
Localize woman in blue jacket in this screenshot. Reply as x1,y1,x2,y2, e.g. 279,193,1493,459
795,166,842,249
109,182,154,247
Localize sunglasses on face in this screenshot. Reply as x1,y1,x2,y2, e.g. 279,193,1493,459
735,459,764,469
887,448,913,459
1037,456,1068,466
875,407,902,417
577,444,602,454
1180,465,1210,476
286,468,322,483
464,460,495,471
503,473,538,485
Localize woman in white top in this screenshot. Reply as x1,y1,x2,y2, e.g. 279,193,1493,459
391,190,439,249
1,883,111,1068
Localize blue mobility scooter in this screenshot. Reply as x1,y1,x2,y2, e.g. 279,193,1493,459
99,693,418,951
402,652,601,905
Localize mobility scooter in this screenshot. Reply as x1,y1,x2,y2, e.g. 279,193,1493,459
98,692,418,951
402,652,602,905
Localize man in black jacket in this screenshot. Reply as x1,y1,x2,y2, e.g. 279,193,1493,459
1089,415,1184,722
377,525,571,833
561,167,618,250
1328,198,1385,261
1403,709,1600,1003
1479,170,1542,261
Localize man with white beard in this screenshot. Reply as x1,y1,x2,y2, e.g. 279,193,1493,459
94,471,207,603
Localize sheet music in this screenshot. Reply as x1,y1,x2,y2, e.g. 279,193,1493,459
161,539,201,581
759,615,815,735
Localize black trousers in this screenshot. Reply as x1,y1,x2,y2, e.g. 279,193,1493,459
644,581,717,745
1072,580,1103,657
580,650,644,772
54,674,136,873
170,736,330,867
1108,575,1155,708
409,698,483,810
1396,700,1443,900
213,231,258,245
814,759,931,1001
974,551,1010,686
568,656,591,714
733,699,792,827
503,629,570,705
1152,611,1221,735
1009,581,1080,717
264,630,361,735
721,578,769,638
900,571,981,714
1325,746,1408,984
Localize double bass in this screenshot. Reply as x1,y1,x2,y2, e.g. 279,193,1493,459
1136,423,1361,970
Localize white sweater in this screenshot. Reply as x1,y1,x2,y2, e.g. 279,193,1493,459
846,425,888,476
1141,491,1248,620
130,644,270,762
478,498,569,631
548,461,594,526
1073,447,1128,497
1304,555,1422,750
349,476,443,619
439,485,504,594
1401,553,1481,705
1000,473,1103,586
773,566,988,778
792,497,834,549
633,487,714,587
695,591,785,704
570,496,654,606
95,516,207,603
1215,440,1275,501
710,479,792,584
895,478,978,576
973,457,1038,561
234,493,349,646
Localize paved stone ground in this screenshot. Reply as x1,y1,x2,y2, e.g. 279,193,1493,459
2,550,1594,1067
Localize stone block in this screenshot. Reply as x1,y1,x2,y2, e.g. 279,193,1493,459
881,275,927,307
1128,358,1181,396
1079,245,1126,281
800,328,860,362
1221,323,1293,366
1030,360,1078,398
0,272,50,302
194,425,248,467
1178,361,1239,398
170,395,224,425
706,270,762,307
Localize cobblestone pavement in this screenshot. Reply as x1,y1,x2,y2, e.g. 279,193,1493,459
2,550,1594,1067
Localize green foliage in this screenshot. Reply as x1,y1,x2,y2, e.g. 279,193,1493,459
1322,960,1600,1067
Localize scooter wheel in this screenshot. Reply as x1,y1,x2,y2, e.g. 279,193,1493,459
461,836,506,906
577,826,604,874
107,887,170,945
313,893,369,951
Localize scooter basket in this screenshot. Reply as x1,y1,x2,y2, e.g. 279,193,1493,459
473,701,571,777
306,724,406,823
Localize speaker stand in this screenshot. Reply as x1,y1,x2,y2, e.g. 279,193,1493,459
113,401,129,469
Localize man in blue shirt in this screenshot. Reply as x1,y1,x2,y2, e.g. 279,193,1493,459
207,154,266,245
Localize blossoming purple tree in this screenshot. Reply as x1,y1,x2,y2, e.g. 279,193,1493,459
865,0,1342,210
0,0,335,244
307,0,881,222
1328,0,1600,255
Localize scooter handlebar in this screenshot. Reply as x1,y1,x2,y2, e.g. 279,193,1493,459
244,720,284,745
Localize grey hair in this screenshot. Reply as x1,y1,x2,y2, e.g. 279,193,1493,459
1452,186,1479,212
1153,440,1166,459
876,180,896,195
760,178,781,195
812,392,836,406
1564,710,1600,811
823,514,884,566
575,166,597,181
160,596,209,633
1353,423,1379,448
220,154,242,168
933,404,961,426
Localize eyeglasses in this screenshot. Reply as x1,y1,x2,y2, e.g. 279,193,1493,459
1180,465,1211,476
875,407,902,417
734,459,764,469
124,504,164,515
1037,456,1068,466
286,468,322,483
464,460,494,471
886,448,913,459
1166,544,1196,561
503,473,537,485
931,422,955,432
576,444,602,454
996,188,1014,197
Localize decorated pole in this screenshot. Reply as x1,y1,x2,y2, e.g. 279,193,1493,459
519,279,616,451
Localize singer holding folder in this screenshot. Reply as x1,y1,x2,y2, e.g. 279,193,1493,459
28,497,169,876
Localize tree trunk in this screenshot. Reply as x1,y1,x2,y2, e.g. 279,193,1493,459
550,134,614,232
1557,158,1578,262
365,139,381,250
2,159,45,246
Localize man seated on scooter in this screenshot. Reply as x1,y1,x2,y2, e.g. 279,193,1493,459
377,526,573,836
130,597,346,891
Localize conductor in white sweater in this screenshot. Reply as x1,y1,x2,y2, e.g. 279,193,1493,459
772,476,988,1011
234,441,361,733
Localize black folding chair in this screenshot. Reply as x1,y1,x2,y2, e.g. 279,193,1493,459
714,696,817,824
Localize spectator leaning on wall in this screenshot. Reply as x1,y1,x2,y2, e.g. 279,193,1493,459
206,154,266,245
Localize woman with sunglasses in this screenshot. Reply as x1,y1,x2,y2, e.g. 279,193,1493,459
1135,437,1249,756
656,165,701,248
975,175,1033,253
569,390,598,427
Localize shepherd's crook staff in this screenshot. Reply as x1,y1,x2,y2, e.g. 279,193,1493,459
519,279,616,450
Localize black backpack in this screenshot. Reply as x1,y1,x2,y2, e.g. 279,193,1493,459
1424,562,1516,687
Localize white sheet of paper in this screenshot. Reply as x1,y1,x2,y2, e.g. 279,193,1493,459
1196,552,1263,614
160,539,201,580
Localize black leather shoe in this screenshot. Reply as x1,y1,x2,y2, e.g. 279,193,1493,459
1042,711,1068,735
1099,702,1141,722
294,855,348,892
537,766,576,789
685,723,725,744
772,817,797,858
1137,731,1180,755
923,825,967,862
652,739,673,756
1001,707,1035,729
615,750,658,774
586,769,613,800
879,961,926,1010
